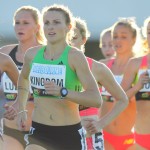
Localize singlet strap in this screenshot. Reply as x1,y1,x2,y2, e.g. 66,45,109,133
140,55,148,69
86,57,93,70
61,45,72,61
107,59,115,69
9,45,23,67
9,45,18,58
134,55,148,85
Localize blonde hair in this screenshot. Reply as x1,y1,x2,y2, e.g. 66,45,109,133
42,4,75,43
142,17,150,38
112,17,142,57
73,17,90,51
74,17,90,40
112,17,138,38
13,5,46,45
99,27,112,48
141,17,150,54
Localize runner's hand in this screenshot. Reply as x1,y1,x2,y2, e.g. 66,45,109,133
17,110,27,131
3,101,18,120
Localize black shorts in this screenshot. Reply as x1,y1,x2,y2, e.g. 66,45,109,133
24,121,87,150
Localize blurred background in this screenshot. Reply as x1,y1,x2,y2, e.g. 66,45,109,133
0,0,150,60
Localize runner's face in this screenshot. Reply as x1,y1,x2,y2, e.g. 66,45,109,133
71,28,84,50
112,25,135,54
101,32,115,58
14,10,38,42
43,11,69,44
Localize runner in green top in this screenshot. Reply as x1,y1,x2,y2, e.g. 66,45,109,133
30,45,82,98
14,4,102,150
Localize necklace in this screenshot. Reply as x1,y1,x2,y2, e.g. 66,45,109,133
44,51,55,60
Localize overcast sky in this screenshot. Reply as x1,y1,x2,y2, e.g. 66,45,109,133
0,0,150,41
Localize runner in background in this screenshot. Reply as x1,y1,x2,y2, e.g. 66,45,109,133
121,16,150,150
99,27,115,59
0,53,19,149
69,17,128,150
0,5,45,150
99,18,141,150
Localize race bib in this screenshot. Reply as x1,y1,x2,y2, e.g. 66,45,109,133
139,69,150,92
2,72,17,100
2,72,17,94
30,63,66,96
101,75,123,96
2,70,33,100
101,86,111,96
